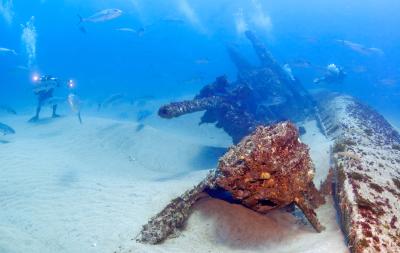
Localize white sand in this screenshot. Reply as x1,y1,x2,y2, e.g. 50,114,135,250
0,112,348,253
300,120,334,188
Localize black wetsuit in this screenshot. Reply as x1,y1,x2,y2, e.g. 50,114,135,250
38,89,54,103
314,68,346,84
29,77,60,122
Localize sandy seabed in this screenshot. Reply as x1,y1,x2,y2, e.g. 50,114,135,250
0,109,349,253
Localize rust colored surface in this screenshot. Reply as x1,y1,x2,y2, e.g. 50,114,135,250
317,93,400,253
216,121,325,232
137,121,326,244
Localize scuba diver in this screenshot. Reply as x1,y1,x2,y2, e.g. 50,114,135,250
313,64,346,84
29,75,73,122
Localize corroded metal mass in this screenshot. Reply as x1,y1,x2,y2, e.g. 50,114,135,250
317,93,400,253
216,121,325,231
137,121,325,245
158,31,315,143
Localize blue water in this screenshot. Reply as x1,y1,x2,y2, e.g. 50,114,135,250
1,0,399,119
1,1,400,252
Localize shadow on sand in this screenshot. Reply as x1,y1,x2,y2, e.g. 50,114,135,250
189,146,227,170
193,197,313,250
154,146,227,182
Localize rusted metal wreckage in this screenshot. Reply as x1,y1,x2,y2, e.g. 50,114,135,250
137,122,325,244
159,31,315,143
137,31,400,253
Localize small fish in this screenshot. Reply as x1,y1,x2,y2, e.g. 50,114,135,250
368,47,384,55
99,93,127,109
289,59,312,68
136,27,145,36
116,27,145,36
303,36,318,44
195,58,209,65
161,18,185,25
183,76,205,85
135,123,145,132
0,47,17,55
127,95,155,107
136,110,152,122
351,65,367,74
136,95,155,100
283,64,295,81
78,9,122,24
135,100,147,107
79,26,87,34
14,65,29,71
116,27,136,33
336,40,384,56
0,105,16,115
0,122,15,136
68,94,82,124
378,79,398,87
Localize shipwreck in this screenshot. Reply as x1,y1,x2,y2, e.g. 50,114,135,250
137,31,400,253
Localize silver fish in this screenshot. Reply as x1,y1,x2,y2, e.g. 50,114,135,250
0,47,17,55
68,94,82,124
116,27,136,33
379,78,398,87
0,122,15,135
99,93,129,109
115,27,146,36
136,110,152,122
289,59,312,68
336,40,384,56
194,59,209,64
0,105,16,115
14,65,29,71
161,18,185,25
78,9,122,23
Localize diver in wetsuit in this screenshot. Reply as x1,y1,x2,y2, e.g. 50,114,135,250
313,64,346,84
29,75,61,122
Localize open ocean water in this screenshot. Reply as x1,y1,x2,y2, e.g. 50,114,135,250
1,1,400,253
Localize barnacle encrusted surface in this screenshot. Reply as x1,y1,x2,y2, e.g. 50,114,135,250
216,121,325,231
137,121,325,244
158,31,315,144
136,171,217,244
318,93,400,253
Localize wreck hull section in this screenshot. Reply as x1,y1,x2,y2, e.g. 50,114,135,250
318,94,400,253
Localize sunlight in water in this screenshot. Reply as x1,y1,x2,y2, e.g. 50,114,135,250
21,16,37,68
0,0,13,25
234,8,248,35
177,0,206,33
250,0,273,32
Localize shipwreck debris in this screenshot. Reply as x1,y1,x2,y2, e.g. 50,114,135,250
318,93,400,253
136,171,217,244
137,121,325,244
158,31,316,143
0,122,15,136
153,30,400,252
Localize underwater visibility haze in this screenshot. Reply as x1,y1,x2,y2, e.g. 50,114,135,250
1,1,400,253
